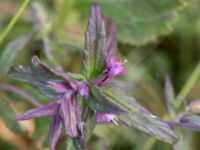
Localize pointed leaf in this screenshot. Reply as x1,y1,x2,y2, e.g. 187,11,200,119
83,3,106,79
99,83,178,144
30,56,69,82
49,113,62,150
60,94,82,138
164,75,176,115
16,102,59,120
103,16,117,59
9,56,75,99
164,75,175,104
9,66,62,99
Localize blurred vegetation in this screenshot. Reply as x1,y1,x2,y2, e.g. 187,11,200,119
0,0,200,149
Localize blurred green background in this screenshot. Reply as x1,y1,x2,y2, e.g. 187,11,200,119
0,0,200,149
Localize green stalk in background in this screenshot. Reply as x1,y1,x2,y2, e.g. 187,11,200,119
0,0,30,45
177,62,200,102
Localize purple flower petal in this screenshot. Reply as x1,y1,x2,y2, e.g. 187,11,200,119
96,112,116,123
106,58,125,77
49,113,62,150
16,102,59,120
94,58,125,86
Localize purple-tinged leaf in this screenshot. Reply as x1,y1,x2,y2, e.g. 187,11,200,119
60,94,82,138
16,102,59,120
178,115,200,131
103,16,117,59
99,82,178,144
83,4,121,80
49,113,62,150
9,65,63,99
31,56,80,90
88,86,126,114
31,56,70,82
83,3,106,79
9,56,78,99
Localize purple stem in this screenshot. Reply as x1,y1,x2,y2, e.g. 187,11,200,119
0,83,43,107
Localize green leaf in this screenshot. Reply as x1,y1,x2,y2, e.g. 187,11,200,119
66,72,86,81
0,33,33,76
9,65,60,99
9,56,68,99
99,83,178,144
83,4,106,79
87,86,125,114
164,75,176,116
0,94,23,134
75,0,186,45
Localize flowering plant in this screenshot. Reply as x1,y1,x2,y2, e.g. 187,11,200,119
9,3,178,150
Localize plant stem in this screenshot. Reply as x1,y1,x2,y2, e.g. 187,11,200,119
0,0,30,45
176,62,200,106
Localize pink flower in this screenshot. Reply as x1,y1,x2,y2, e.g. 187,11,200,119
96,112,118,124
95,57,125,86
107,57,125,78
